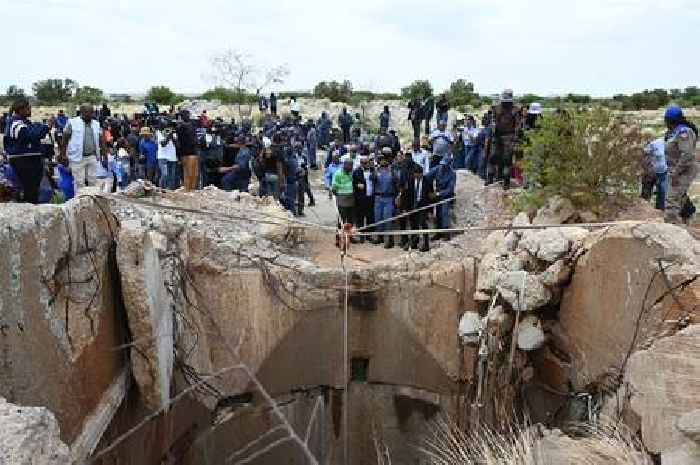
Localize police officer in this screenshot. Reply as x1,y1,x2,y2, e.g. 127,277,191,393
489,89,521,189
663,105,698,224
428,157,456,240
371,148,400,248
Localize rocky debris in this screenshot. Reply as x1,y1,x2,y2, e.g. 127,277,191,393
0,397,71,465
559,222,700,390
532,196,576,225
518,227,588,263
626,324,700,459
516,315,546,351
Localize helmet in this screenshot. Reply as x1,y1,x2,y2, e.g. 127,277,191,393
664,105,683,121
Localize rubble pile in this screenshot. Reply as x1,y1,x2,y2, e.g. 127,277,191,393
463,196,700,463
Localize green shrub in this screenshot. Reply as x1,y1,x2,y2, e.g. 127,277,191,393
520,107,645,210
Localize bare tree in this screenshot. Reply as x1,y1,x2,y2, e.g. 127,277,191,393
204,48,289,116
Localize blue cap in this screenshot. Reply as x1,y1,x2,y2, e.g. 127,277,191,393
664,105,683,121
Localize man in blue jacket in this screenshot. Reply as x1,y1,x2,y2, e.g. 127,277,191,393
428,157,456,240
3,98,51,203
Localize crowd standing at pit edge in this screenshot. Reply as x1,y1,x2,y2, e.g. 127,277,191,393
0,89,697,252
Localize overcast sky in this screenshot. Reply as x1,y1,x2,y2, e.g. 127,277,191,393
4,0,698,97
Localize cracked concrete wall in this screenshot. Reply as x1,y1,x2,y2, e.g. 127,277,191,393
0,198,127,446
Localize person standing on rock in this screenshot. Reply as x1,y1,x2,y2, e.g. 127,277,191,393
306,122,318,169
408,99,424,144
436,93,449,126
663,105,698,224
176,110,199,191
317,112,331,149
422,95,435,135
270,93,278,116
427,157,456,240
371,149,400,248
338,108,353,144
352,155,375,243
488,89,521,190
379,105,391,131
61,103,104,192
332,156,356,226
3,97,51,203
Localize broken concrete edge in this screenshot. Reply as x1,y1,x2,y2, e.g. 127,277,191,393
71,368,130,464
0,396,71,465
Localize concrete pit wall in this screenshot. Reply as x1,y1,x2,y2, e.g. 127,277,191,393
0,198,128,463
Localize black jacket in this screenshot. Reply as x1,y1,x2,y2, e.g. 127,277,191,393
404,175,434,210
352,167,374,201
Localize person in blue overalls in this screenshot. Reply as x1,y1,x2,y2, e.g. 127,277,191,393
371,148,400,248
427,157,456,241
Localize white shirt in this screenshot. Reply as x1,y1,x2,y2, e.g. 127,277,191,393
290,100,301,112
412,149,431,174
415,178,423,204
362,169,373,197
157,130,177,161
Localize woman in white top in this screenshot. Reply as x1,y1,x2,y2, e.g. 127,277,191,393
156,125,178,189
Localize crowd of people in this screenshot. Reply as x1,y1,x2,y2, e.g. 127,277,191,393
0,88,697,236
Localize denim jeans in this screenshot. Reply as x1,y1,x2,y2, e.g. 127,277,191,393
437,202,451,230
437,112,448,125
454,146,466,169
308,145,317,168
655,171,668,210
284,180,298,214
478,145,488,180
264,173,280,200
158,159,176,189
465,145,480,173
374,195,394,227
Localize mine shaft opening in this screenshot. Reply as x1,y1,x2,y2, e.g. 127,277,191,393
2,163,698,465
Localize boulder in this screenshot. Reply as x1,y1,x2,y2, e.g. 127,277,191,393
0,397,70,465
626,325,700,456
498,271,553,311
532,196,576,225
516,315,546,351
559,223,700,390
519,227,589,263
541,259,573,287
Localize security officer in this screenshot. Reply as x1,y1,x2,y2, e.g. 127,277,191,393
663,105,698,224
371,148,400,248
428,157,456,240
489,89,521,189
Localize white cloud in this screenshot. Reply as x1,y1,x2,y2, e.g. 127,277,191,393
2,0,698,97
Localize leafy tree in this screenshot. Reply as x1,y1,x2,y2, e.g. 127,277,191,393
201,86,255,104
7,85,25,98
73,86,104,105
313,80,353,103
32,78,77,104
564,93,592,104
520,107,644,209
401,80,433,102
146,86,183,105
519,94,545,106
446,79,481,107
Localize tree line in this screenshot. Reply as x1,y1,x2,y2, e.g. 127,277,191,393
2,78,698,111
